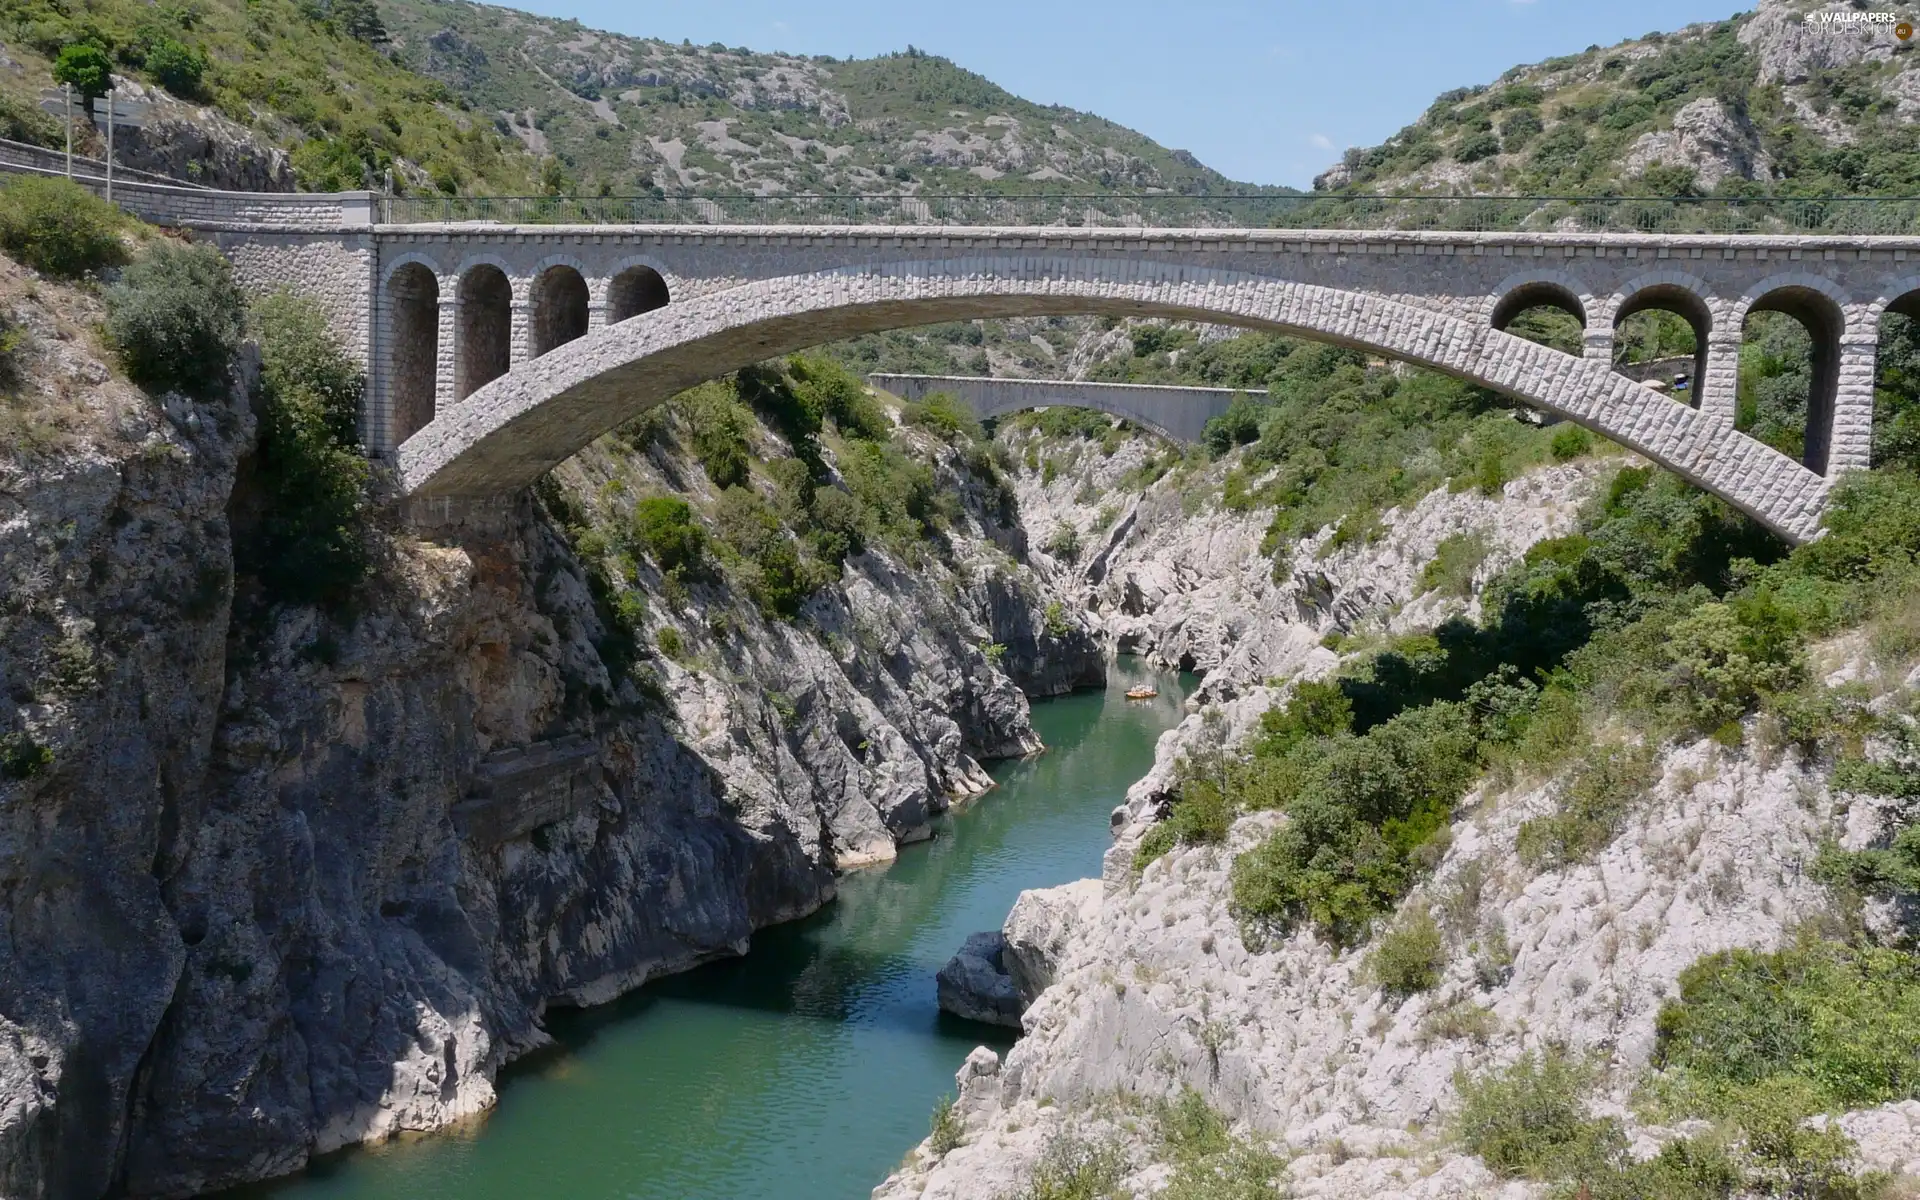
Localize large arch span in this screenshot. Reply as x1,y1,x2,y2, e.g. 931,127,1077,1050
395,256,1833,543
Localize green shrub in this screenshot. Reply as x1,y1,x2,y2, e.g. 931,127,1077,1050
1156,1089,1286,1200
1368,911,1446,999
841,439,938,543
1514,743,1656,869
789,354,890,440
1657,599,1802,734
1655,940,1920,1111
1454,1048,1614,1180
0,177,127,279
928,1094,962,1157
1230,701,1479,947
1454,130,1502,162
1420,531,1491,598
1014,1133,1127,1200
0,731,52,780
713,486,816,619
144,38,208,98
683,382,754,489
1043,600,1072,637
51,44,112,99
105,242,246,396
630,496,705,574
1045,525,1082,563
655,625,685,661
238,290,369,609
903,389,981,441
1133,767,1234,871
1250,679,1352,757
1550,424,1593,461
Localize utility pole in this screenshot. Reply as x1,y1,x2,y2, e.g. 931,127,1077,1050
104,89,113,202
61,83,71,178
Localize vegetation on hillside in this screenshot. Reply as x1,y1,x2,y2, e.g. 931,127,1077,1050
369,6,1271,200
534,355,1023,699
0,0,537,193
1321,6,1920,199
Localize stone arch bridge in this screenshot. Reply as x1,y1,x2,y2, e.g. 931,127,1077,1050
49,176,1920,544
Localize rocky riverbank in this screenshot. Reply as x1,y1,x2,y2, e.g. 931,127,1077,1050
902,416,1920,1198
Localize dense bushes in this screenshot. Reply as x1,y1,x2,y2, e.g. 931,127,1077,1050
1228,699,1481,947
712,486,824,619
0,177,127,278
630,496,705,574
1455,1049,1608,1180
145,38,208,98
901,390,980,441
554,355,978,630
1656,940,1920,1111
1179,465,1920,954
684,381,754,489
1455,1038,1884,1199
237,289,368,609
105,241,246,396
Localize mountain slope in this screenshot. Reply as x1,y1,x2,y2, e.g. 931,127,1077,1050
1316,0,1920,197
374,1,1268,197
0,0,1269,197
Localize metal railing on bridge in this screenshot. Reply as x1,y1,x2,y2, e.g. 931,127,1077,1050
376,191,1920,235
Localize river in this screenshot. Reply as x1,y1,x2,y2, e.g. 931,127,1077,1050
228,659,1192,1200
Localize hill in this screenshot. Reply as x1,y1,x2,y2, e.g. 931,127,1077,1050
0,0,1270,197
1315,0,1920,197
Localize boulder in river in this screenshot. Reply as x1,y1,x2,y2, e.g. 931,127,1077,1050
935,931,1022,1027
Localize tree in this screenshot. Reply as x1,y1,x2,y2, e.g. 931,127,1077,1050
144,39,207,100
52,44,112,104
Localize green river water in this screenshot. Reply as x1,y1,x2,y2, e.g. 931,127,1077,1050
233,659,1193,1200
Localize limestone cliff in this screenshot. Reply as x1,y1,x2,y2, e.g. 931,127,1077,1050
0,263,1099,1197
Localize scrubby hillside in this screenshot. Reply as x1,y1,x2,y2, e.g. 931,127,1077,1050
1316,0,1918,196
0,0,1272,198
884,328,1920,1198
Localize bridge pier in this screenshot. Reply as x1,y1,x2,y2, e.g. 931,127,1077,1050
1700,332,1742,427
511,299,534,367
1832,334,1882,474
433,293,459,426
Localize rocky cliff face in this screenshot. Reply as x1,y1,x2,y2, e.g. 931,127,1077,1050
0,268,1099,1197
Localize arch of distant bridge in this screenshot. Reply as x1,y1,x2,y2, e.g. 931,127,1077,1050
394,254,1856,543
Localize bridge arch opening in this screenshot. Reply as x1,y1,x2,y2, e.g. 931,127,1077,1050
1613,284,1709,409
385,262,439,445
1874,285,1920,470
608,266,671,323
531,264,590,357
1739,285,1844,475
457,264,513,401
1490,281,1585,356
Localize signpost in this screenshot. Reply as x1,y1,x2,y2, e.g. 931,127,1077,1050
38,85,151,196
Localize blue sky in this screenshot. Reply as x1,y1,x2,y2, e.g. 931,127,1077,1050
503,0,1756,187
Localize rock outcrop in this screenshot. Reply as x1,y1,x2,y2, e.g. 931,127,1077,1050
1621,97,1775,189
935,932,1022,1027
